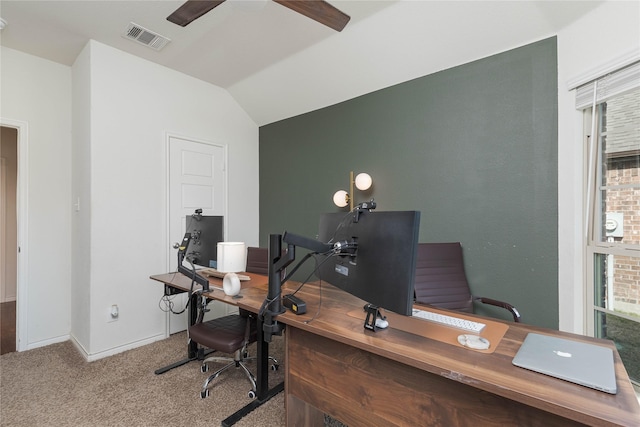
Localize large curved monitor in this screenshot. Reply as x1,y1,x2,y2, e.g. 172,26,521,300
316,210,421,316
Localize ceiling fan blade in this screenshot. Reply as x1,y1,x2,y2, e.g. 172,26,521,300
167,0,227,27
274,0,350,32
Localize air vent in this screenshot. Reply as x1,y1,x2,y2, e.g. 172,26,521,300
123,22,170,51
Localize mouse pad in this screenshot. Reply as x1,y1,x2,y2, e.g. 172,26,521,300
348,305,508,354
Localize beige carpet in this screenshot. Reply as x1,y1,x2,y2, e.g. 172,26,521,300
0,332,285,426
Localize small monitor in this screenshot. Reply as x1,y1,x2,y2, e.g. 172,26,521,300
316,210,421,316
184,215,224,268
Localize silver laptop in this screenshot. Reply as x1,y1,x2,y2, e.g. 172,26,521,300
512,333,617,394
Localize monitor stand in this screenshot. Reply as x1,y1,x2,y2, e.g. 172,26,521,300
363,303,385,331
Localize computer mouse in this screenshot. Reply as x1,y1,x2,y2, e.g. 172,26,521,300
375,318,389,329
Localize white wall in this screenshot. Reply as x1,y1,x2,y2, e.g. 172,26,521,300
71,43,92,351
73,41,259,358
1,41,259,357
230,1,603,127
556,1,640,334
0,46,73,350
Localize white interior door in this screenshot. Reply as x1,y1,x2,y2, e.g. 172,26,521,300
167,135,227,334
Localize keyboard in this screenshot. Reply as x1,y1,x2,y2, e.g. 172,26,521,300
412,308,486,333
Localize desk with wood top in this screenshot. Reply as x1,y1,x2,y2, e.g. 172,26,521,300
233,280,640,427
150,271,269,375
150,271,283,427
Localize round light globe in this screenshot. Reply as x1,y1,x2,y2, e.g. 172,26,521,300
333,190,349,208
355,173,372,191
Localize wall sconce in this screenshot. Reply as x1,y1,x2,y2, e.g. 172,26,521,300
333,171,373,210
217,242,246,296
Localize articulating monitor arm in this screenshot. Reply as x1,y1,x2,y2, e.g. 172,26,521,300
177,232,210,292
261,234,294,342
261,232,334,342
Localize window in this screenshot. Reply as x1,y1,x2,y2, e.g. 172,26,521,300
582,63,640,386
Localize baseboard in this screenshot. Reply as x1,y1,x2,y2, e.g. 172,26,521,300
70,333,168,362
25,334,70,351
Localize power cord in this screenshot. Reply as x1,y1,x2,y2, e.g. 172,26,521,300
158,260,199,315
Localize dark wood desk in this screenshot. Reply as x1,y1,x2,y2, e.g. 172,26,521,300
150,271,283,426
150,271,269,374
234,281,640,427
151,270,269,303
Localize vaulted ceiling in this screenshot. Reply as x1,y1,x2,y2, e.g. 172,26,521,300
0,1,602,125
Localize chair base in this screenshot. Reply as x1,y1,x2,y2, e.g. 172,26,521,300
199,348,279,399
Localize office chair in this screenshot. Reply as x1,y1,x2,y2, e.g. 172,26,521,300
414,242,521,322
189,246,278,399
246,246,269,275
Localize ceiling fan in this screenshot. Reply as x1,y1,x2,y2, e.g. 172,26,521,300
167,0,350,32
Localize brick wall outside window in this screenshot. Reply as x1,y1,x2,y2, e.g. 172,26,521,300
604,88,640,314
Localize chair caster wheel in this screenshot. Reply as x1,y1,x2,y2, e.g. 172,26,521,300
200,390,209,399
271,364,279,371
248,390,256,399
201,365,208,373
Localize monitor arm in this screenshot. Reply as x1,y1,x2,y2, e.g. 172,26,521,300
177,232,210,292
353,199,376,222
261,234,294,342
261,232,334,342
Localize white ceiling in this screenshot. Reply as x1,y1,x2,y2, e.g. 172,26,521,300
0,1,603,126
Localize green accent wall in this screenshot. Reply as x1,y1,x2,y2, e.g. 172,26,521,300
259,37,558,328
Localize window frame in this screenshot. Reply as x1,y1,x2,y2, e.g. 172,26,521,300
583,85,640,387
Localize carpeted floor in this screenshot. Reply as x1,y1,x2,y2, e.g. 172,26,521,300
0,332,285,427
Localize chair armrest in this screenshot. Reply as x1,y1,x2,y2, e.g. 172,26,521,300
474,296,521,322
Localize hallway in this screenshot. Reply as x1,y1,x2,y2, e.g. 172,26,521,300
0,301,16,355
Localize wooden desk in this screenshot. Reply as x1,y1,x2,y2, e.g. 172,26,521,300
150,271,283,427
235,281,640,427
151,270,269,303
150,271,269,374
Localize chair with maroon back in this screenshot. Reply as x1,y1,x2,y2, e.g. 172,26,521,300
188,246,277,399
413,242,521,322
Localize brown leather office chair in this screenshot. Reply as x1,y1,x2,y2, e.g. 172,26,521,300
190,311,258,399
414,242,521,322
189,246,277,399
246,247,269,275
247,246,287,278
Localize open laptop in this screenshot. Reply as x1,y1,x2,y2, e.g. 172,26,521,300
512,333,617,394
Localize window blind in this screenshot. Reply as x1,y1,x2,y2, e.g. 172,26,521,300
575,60,640,109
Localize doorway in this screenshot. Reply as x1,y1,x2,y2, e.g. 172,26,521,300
166,134,228,334
1,126,18,354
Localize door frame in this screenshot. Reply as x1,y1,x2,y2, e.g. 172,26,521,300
164,132,229,336
1,117,29,352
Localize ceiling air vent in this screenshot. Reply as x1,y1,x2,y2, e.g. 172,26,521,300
123,22,170,51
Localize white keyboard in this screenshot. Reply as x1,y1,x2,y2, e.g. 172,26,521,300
412,308,486,333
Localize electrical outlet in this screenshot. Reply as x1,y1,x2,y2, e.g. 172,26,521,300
108,304,119,322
